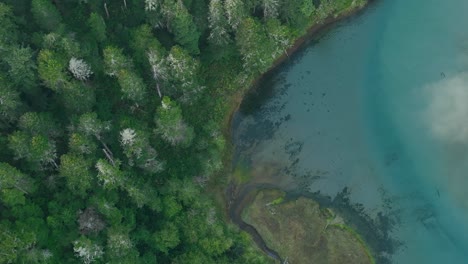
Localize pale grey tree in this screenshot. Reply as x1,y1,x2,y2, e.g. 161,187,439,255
69,57,93,81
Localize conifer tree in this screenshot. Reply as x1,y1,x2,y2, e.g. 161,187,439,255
155,96,194,147
162,0,201,54
31,0,63,31
208,0,231,46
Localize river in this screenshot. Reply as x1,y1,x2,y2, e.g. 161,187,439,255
232,0,468,263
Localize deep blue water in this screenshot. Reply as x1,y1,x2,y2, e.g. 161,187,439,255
233,0,468,262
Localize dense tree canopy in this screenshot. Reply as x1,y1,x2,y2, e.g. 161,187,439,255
0,0,365,263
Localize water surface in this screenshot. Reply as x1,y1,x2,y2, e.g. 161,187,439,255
233,0,468,262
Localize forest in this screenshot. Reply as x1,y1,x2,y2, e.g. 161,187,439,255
0,0,364,263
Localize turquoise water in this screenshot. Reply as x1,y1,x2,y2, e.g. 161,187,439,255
233,0,468,263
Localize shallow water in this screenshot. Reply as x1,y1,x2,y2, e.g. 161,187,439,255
232,0,468,262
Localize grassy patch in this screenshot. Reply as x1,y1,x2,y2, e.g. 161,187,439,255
243,189,374,264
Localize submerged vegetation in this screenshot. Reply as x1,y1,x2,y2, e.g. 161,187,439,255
0,0,366,263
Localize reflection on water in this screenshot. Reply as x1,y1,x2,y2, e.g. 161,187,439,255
232,0,468,263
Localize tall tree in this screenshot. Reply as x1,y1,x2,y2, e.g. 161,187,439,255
262,0,279,19
60,81,96,115
8,132,58,170
155,96,194,147
224,0,247,30
147,44,168,98
18,112,61,139
59,154,94,196
120,128,165,173
103,46,129,77
236,17,275,73
0,3,17,45
0,162,34,206
208,0,231,46
106,227,139,261
117,70,147,103
162,0,201,54
73,236,104,264
68,58,93,81
103,46,147,104
87,12,107,43
37,49,69,91
2,46,37,91
95,159,123,189
0,76,22,125
31,0,63,31
166,46,203,102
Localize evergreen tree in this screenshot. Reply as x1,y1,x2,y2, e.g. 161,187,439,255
0,162,34,206
0,3,17,45
59,153,94,196
236,17,275,73
225,0,247,30
162,0,201,54
117,69,147,103
262,0,279,19
0,77,22,125
166,46,203,102
2,46,37,91
155,96,194,147
208,0,231,46
73,236,104,264
37,49,69,91
120,128,165,173
31,0,63,31
87,12,107,43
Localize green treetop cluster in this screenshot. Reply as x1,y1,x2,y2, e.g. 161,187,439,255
0,0,364,263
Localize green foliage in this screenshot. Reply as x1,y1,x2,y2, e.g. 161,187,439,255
31,0,62,31
155,96,195,147
0,77,22,124
106,226,139,262
37,49,69,91
225,0,247,30
130,24,163,64
0,162,34,206
2,46,37,90
18,112,61,138
68,132,98,156
0,3,17,44
236,17,275,73
163,0,201,54
166,45,202,101
88,12,107,43
96,159,124,190
59,154,94,196
117,69,148,103
280,0,316,31
60,82,96,114
153,222,180,254
103,46,129,77
8,131,58,170
0,0,364,263
208,0,231,46
0,221,37,263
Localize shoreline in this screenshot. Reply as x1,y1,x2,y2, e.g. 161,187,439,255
224,0,375,132
219,0,377,261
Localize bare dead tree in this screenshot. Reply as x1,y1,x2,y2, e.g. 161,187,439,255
104,2,110,18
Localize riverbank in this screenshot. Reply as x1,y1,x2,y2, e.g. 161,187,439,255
213,0,376,261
